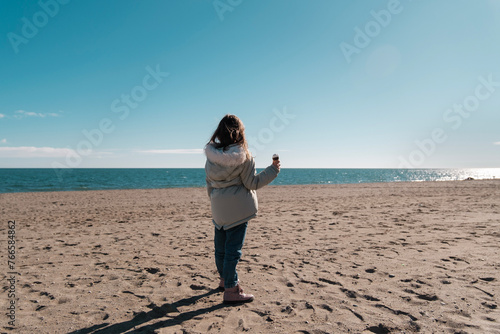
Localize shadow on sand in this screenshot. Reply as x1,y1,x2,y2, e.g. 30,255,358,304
69,288,227,334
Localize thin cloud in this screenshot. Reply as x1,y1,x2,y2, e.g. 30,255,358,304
15,110,43,118
0,113,5,119
0,139,6,144
494,142,500,146
138,149,204,154
14,110,62,119
0,146,76,158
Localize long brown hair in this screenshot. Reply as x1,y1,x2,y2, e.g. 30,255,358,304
208,114,250,159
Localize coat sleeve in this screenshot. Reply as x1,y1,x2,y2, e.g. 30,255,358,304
240,157,279,191
206,177,214,197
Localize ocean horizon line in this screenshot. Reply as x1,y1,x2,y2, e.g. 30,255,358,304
1,168,499,194
2,167,500,170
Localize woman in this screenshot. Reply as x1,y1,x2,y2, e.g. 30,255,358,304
204,114,280,304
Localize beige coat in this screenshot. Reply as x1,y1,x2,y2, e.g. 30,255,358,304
204,143,279,230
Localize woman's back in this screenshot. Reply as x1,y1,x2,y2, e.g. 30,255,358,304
205,141,279,230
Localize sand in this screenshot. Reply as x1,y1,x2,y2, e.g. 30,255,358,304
1,180,499,333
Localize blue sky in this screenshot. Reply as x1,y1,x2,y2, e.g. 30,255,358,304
1,0,499,168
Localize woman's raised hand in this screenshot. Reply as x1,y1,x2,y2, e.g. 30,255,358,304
272,158,280,171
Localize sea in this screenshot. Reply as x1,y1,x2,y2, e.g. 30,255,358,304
1,168,499,194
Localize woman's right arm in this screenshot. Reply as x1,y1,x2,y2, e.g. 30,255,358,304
240,157,279,191
206,177,214,197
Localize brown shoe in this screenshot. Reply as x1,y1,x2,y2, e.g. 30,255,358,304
223,284,254,304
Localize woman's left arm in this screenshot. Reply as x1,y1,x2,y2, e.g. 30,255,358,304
240,157,279,191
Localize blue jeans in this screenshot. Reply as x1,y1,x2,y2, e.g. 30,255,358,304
214,222,248,289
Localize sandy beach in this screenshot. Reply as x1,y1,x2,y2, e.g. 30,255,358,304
1,180,499,333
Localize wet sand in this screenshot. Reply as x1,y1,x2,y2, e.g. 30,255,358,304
1,180,499,333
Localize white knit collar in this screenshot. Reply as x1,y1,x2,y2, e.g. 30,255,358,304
204,143,247,167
